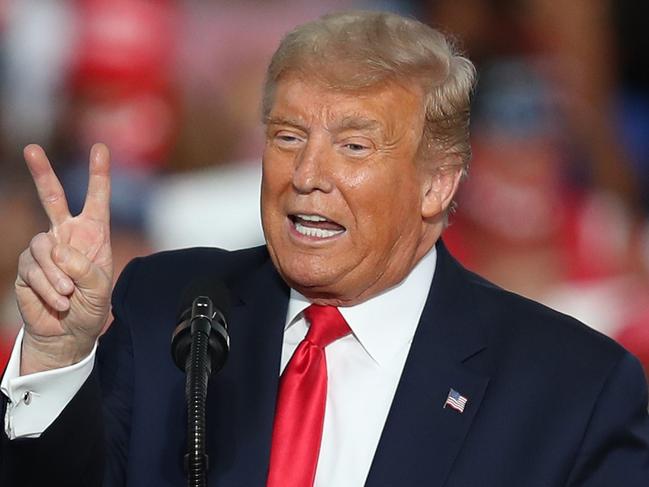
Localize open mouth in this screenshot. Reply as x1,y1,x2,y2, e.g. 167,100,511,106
289,213,346,239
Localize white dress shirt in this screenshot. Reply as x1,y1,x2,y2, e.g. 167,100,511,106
1,247,437,486
1,329,96,439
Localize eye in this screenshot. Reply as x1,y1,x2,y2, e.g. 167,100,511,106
339,139,373,157
278,135,299,143
344,143,368,152
273,131,305,149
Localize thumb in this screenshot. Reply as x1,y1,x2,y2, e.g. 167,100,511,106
51,243,110,293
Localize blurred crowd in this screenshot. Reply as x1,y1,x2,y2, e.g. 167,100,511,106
0,0,648,378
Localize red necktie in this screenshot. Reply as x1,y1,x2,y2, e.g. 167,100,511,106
267,304,351,487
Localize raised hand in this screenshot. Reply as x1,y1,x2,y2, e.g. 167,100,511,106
15,144,113,374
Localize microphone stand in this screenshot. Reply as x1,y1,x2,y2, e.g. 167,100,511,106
172,296,230,487
186,301,211,487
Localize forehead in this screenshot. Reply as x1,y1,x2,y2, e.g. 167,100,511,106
267,74,425,133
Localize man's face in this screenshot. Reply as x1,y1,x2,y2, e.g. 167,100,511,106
261,75,441,305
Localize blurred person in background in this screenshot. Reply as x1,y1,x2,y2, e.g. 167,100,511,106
443,61,649,377
53,0,177,292
425,0,649,376
0,0,174,357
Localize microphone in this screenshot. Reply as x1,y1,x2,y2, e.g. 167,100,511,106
171,279,230,374
171,278,231,487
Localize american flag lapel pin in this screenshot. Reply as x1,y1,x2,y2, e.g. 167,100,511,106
443,388,468,413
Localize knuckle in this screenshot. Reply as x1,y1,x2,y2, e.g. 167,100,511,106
29,232,51,253
25,266,41,286
28,234,41,252
43,191,64,207
66,250,91,278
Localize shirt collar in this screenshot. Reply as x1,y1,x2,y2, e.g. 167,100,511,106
285,246,437,366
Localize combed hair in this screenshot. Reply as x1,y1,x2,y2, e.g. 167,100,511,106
262,10,477,172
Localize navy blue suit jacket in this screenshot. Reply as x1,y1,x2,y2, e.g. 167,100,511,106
2,241,649,486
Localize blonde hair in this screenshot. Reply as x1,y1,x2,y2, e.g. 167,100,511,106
262,10,477,172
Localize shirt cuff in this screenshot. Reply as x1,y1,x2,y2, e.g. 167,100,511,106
1,327,97,439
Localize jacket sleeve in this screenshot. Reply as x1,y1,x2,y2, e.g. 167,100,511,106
0,369,105,487
566,351,649,486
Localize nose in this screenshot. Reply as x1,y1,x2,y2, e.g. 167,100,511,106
291,135,334,194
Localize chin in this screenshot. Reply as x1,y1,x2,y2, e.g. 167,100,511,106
282,258,336,287
273,252,347,294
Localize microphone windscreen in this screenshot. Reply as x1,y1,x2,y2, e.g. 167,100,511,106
177,277,231,321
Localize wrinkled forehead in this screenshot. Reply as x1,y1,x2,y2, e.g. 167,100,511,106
265,72,426,137
263,61,428,114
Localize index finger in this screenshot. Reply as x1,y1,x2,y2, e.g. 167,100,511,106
24,144,71,227
81,143,111,223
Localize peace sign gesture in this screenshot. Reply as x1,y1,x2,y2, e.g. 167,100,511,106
15,144,113,375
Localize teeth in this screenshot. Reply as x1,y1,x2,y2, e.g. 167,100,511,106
296,214,328,222
295,222,344,239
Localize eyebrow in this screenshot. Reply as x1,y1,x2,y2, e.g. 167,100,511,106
264,115,307,131
333,116,383,133
264,114,385,136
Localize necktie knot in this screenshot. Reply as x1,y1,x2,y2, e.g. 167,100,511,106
303,304,350,348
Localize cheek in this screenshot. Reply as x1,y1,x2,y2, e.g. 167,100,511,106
346,165,421,240
261,155,292,209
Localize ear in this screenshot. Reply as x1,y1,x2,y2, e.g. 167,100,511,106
420,163,463,219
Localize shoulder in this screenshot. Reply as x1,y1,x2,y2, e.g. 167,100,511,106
445,249,636,387
439,246,649,483
111,245,270,315
119,244,267,283
477,269,624,363
129,245,268,276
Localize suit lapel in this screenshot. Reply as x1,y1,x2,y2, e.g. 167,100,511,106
208,256,289,486
365,242,491,487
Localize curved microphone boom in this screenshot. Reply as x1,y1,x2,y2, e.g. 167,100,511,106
171,279,231,487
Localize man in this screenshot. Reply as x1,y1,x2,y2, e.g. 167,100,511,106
1,10,648,487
